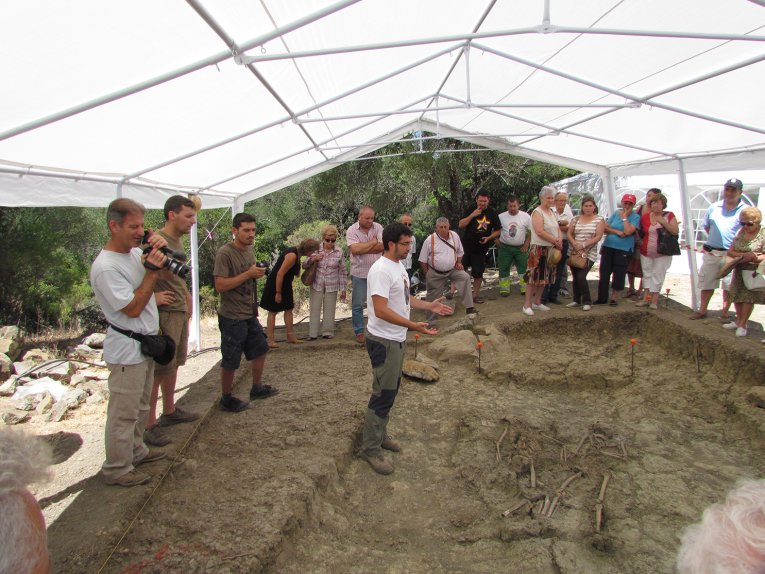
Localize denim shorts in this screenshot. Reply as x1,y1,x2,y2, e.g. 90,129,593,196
218,315,270,370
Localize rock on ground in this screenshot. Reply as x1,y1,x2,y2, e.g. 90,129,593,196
0,326,23,361
402,360,439,383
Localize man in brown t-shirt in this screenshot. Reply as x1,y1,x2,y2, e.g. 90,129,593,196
213,213,278,412
144,195,201,447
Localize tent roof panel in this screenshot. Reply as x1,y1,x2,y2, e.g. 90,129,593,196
1,0,764,206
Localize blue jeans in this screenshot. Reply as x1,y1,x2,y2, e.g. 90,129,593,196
352,276,368,335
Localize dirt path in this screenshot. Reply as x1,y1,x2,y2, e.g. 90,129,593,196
17,273,765,573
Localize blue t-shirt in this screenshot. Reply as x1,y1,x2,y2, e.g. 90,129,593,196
703,200,745,250
603,212,641,252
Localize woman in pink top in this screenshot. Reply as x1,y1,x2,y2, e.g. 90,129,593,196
637,193,679,309
306,225,347,340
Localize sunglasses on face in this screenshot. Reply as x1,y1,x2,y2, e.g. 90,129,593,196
324,238,337,242
623,201,634,205
740,222,756,227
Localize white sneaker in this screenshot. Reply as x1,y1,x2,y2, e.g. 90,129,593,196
736,327,748,337
582,305,592,311
522,306,534,316
565,302,579,308
532,303,551,312
722,322,738,330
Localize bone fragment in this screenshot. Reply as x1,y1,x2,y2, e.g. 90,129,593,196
496,427,509,462
501,499,528,517
595,473,611,533
530,459,536,488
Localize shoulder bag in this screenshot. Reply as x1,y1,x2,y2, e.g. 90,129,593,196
742,259,765,290
301,259,318,286
108,324,176,365
566,217,589,269
656,228,681,256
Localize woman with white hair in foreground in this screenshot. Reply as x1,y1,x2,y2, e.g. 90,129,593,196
677,479,765,574
0,428,52,574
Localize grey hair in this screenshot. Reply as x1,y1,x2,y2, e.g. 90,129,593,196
0,428,52,496
436,217,450,226
676,479,765,573
539,186,557,200
0,429,52,574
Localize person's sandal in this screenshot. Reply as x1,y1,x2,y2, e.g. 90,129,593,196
689,312,707,320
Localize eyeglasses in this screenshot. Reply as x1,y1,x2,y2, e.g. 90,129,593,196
324,238,337,242
402,223,412,227
740,221,756,227
622,201,634,205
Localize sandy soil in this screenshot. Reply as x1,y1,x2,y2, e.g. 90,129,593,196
10,271,765,573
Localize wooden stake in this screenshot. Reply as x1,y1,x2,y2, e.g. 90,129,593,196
595,473,611,533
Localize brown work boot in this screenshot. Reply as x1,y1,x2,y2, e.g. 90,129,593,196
381,435,401,452
104,469,151,487
143,425,171,447
135,449,167,466
360,452,394,475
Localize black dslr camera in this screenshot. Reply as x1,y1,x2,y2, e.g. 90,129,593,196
141,232,191,279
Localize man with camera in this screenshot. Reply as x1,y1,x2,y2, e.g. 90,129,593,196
90,198,170,487
143,195,200,447
213,213,279,413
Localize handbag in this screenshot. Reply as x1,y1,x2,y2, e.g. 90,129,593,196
567,251,588,269
656,228,681,256
301,260,318,286
742,268,765,290
109,324,177,365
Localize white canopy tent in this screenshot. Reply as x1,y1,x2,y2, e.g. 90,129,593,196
2,0,765,348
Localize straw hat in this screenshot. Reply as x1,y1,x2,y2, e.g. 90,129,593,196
547,247,562,267
717,256,742,279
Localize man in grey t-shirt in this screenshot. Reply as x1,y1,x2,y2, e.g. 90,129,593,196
213,213,278,412
90,198,169,487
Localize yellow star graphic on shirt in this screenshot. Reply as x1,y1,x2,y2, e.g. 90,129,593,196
476,215,490,231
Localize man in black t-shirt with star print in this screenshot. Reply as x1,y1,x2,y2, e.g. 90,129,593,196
458,190,501,304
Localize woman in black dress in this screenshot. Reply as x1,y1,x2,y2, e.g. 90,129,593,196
260,238,319,348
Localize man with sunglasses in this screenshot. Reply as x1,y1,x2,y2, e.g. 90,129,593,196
692,179,746,320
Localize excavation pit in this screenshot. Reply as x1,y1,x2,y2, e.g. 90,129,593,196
55,311,765,574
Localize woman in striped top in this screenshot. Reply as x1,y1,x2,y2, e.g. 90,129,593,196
566,196,605,310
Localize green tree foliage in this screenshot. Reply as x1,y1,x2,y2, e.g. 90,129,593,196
0,207,107,330
1,140,577,330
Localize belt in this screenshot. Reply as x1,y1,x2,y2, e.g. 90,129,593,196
703,244,724,252
430,268,450,274
500,242,524,247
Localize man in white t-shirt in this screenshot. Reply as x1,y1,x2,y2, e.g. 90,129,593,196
90,198,170,487
360,222,453,475
497,196,532,296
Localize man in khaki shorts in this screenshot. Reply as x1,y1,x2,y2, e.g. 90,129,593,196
691,179,746,320
144,195,200,446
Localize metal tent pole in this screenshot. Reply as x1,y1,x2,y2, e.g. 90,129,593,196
677,160,699,311
188,219,201,352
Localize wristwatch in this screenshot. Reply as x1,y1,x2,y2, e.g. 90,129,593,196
621,218,627,221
